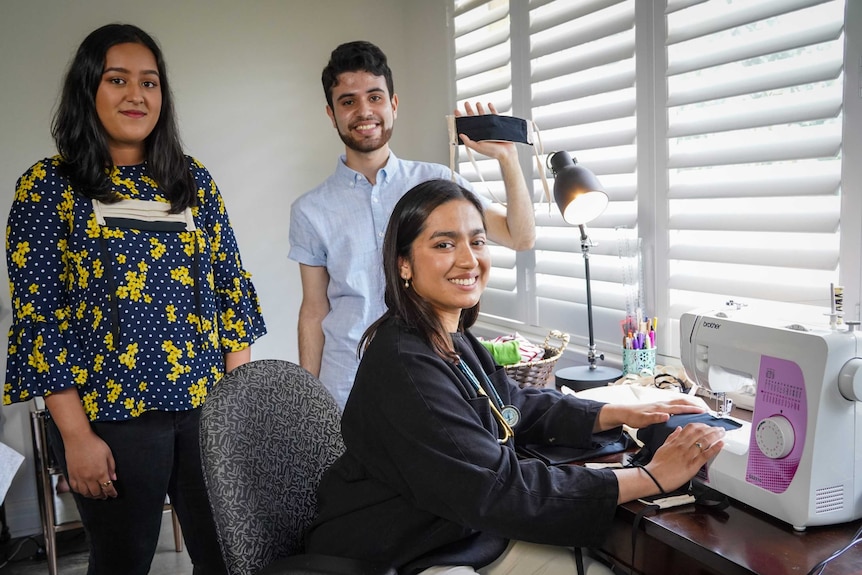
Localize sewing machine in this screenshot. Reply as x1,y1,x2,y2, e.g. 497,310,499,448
679,306,862,531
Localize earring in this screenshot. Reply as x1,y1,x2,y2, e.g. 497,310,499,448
403,277,410,288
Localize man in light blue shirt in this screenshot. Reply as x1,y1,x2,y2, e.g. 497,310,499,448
289,41,535,409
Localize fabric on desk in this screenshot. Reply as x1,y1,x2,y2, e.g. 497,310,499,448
630,413,742,466
518,429,637,466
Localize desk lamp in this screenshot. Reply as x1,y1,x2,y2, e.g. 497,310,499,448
550,151,623,390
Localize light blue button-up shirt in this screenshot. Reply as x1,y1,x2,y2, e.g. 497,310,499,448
289,153,473,409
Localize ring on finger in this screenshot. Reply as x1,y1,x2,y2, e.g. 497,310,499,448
694,441,704,451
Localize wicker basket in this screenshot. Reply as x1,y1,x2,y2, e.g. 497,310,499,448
504,330,570,388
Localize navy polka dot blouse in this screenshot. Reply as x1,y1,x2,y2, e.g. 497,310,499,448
4,156,267,421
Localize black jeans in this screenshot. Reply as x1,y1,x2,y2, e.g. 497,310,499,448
47,409,227,575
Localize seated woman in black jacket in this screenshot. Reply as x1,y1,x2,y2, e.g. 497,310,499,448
305,179,725,575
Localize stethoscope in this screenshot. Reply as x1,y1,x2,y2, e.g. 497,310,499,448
456,358,520,444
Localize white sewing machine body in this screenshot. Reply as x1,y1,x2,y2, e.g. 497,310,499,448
680,307,862,531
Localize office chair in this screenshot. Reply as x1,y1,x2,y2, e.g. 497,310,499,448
200,359,396,575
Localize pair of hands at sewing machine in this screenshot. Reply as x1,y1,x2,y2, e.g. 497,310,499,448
597,398,726,504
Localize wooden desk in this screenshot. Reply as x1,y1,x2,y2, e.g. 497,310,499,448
563,395,862,573
590,460,862,574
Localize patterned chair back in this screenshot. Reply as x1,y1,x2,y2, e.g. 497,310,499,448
200,359,345,575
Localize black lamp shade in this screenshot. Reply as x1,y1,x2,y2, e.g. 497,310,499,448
550,151,608,226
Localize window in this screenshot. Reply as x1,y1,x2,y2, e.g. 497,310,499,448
452,0,858,361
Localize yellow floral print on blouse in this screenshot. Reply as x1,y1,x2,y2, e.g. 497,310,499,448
3,156,266,420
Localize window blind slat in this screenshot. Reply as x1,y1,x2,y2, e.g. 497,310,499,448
668,273,832,303
538,127,636,153
534,205,636,231
536,284,627,312
668,245,839,269
669,173,841,199
455,27,511,59
487,271,517,292
533,97,636,130
455,0,502,18
531,40,634,84
669,94,843,138
481,288,518,314
666,0,831,45
666,0,709,14
668,212,839,234
457,76,512,101
532,69,635,108
456,50,511,81
535,258,624,284
668,20,843,76
668,58,844,108
669,132,841,168
530,13,633,61
529,0,627,37
454,3,509,36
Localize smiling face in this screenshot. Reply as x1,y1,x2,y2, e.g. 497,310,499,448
325,70,398,154
399,199,490,333
95,42,162,165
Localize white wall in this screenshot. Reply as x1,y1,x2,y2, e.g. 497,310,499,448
0,0,454,537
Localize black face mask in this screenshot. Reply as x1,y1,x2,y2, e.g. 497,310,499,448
453,114,532,145
447,113,553,204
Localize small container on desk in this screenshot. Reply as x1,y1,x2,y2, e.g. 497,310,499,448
622,347,656,377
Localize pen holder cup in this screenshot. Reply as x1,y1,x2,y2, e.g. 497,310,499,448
622,347,656,377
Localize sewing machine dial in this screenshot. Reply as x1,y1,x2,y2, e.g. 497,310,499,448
755,416,795,459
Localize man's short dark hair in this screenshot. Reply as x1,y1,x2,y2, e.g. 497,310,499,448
322,41,395,109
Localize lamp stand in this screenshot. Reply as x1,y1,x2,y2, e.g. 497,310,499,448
555,225,623,392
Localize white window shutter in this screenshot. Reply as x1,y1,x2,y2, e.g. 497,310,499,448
452,0,850,362
665,0,845,330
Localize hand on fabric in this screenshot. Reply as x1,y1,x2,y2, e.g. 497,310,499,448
64,432,118,500
623,398,707,429
645,422,725,494
596,397,705,432
454,101,519,163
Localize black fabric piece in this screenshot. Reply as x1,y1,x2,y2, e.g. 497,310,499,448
518,429,636,465
629,413,742,467
103,217,187,232
691,481,731,512
455,115,531,145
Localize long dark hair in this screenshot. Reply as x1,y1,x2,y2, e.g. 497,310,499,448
51,23,196,212
359,179,486,361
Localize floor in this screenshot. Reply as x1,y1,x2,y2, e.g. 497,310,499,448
0,511,192,574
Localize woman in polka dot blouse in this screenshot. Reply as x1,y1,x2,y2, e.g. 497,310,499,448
4,23,266,574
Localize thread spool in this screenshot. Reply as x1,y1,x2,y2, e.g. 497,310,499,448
833,284,844,325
